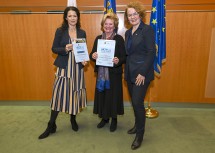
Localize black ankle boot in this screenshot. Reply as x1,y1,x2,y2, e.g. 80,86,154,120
70,115,79,131
97,119,109,128
38,122,57,139
110,118,117,132
131,135,143,150
127,125,137,134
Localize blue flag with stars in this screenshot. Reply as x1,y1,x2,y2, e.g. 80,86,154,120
104,0,116,14
150,0,166,77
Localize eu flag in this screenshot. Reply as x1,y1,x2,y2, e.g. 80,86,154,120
150,0,166,77
104,0,116,14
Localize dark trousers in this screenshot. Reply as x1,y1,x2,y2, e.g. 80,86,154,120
127,81,150,136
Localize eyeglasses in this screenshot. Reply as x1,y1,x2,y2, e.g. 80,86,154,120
127,12,139,18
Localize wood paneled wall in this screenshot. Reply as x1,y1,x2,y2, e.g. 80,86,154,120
0,1,215,103
0,0,215,12
151,12,215,103
0,11,215,103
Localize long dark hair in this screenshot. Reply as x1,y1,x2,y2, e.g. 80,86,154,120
60,6,81,30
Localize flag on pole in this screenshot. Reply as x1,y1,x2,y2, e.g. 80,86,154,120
104,0,116,14
67,0,77,7
150,0,166,77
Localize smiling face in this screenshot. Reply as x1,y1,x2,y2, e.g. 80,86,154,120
127,8,141,27
66,10,78,26
103,18,115,35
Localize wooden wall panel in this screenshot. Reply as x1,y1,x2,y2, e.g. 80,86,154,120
205,28,215,98
0,11,215,103
150,12,215,103
1,0,215,6
0,14,61,100
0,0,215,12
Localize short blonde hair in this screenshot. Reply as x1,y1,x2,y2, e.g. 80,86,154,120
124,1,146,25
101,13,119,32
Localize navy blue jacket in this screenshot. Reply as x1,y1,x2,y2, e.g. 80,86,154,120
124,21,156,83
52,28,86,69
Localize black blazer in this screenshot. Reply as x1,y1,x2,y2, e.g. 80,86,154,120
89,34,126,74
52,28,86,69
124,21,156,83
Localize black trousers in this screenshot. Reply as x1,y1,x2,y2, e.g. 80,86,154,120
127,81,150,136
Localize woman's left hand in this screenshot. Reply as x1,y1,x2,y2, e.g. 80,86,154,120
135,74,145,86
113,57,119,64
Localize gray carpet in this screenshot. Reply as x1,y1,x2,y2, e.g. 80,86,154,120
0,103,215,153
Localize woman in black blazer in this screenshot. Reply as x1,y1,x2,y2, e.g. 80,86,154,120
38,6,87,139
124,2,156,150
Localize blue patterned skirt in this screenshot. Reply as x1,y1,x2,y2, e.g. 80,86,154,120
50,52,87,115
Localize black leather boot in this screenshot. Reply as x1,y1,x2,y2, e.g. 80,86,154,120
131,135,143,150
38,122,57,139
110,118,117,132
70,115,79,131
127,125,137,134
97,119,109,128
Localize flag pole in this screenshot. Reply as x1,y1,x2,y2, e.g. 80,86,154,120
146,0,166,118
145,86,159,118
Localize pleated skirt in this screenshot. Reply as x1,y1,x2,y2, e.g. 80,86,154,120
50,52,87,115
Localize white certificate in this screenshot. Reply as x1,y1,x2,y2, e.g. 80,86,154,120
73,38,89,63
96,39,116,67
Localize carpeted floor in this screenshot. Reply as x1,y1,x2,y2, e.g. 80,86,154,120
0,102,215,153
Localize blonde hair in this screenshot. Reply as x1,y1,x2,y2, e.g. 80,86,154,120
101,13,119,32
124,1,146,26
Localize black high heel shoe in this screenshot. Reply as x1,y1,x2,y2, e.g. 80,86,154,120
71,115,79,131
110,118,117,132
97,119,109,128
38,122,57,139
131,135,143,150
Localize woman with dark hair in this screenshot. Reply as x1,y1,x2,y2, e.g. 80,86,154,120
38,6,87,139
124,1,156,150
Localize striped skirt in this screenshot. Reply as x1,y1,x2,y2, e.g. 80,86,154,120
50,52,87,115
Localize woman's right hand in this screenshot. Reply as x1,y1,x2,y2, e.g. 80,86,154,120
65,44,73,52
92,52,98,60
135,74,145,86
